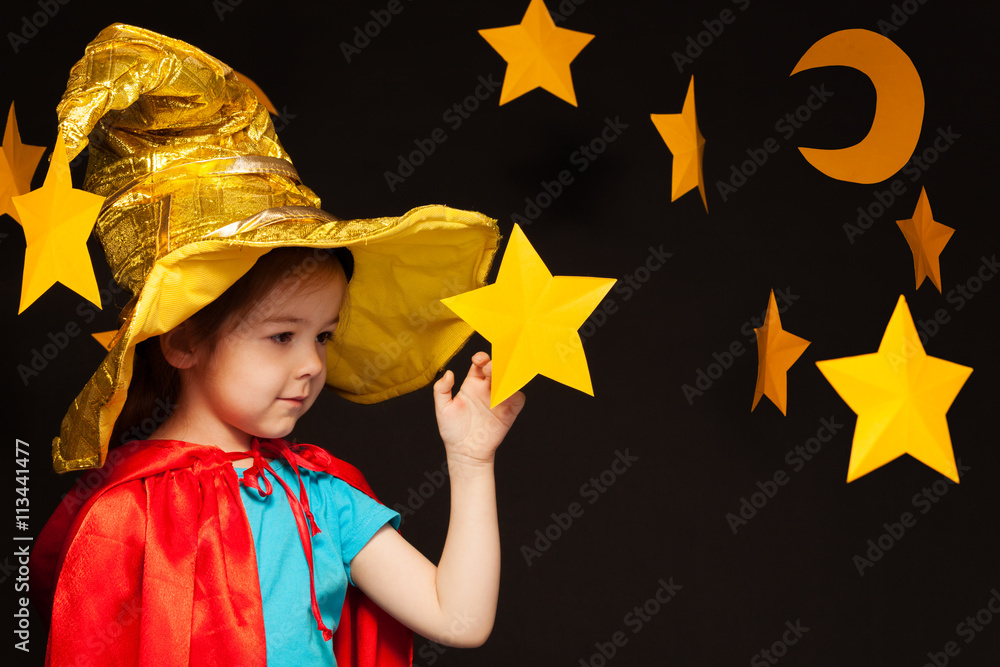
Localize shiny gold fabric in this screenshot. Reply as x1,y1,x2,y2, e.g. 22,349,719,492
52,24,499,472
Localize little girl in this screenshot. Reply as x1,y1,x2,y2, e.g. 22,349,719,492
33,24,522,666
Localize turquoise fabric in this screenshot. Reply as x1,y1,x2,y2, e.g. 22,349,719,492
235,459,400,666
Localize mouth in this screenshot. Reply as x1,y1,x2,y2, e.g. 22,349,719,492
278,396,307,405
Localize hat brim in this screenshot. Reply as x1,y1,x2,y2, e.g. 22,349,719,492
53,204,499,472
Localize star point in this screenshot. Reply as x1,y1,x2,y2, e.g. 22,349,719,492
479,0,594,106
752,289,811,415
896,187,953,292
650,76,707,211
442,224,615,406
1,102,47,223
15,134,104,314
816,295,971,483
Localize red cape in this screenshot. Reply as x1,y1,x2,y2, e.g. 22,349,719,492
32,439,412,666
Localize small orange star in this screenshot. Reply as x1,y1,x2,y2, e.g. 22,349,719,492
0,102,47,223
650,76,707,211
15,134,104,314
479,0,594,106
752,289,811,415
91,330,119,351
896,187,953,292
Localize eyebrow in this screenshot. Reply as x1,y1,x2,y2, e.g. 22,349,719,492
259,315,340,327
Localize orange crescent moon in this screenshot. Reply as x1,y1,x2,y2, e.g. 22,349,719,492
791,29,924,184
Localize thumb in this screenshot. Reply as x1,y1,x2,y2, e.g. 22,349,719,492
433,370,455,415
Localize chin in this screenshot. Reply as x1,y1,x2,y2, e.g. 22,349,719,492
249,423,296,441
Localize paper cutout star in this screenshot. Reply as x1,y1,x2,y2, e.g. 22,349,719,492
752,289,811,415
650,76,707,211
816,295,972,483
1,102,47,223
91,330,119,351
478,0,594,106
442,224,615,406
15,134,104,314
896,187,953,292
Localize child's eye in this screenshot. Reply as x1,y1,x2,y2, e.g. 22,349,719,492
316,331,334,344
270,332,293,344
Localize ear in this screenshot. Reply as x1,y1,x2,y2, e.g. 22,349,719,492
159,322,200,370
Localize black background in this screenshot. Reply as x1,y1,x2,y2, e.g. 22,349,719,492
3,0,999,665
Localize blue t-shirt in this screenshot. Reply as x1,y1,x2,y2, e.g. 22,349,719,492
235,459,400,666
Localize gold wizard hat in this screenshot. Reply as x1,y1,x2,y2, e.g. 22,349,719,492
52,24,499,472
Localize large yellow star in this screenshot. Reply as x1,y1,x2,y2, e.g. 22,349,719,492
15,134,104,314
752,289,811,415
816,295,972,483
478,0,594,106
1,102,47,223
896,187,953,292
442,224,615,406
650,76,707,212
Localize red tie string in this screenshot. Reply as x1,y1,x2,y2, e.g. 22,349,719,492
231,438,333,641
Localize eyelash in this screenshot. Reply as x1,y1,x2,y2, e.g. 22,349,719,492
269,332,335,345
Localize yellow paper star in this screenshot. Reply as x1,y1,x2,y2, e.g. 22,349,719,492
896,187,953,292
650,76,707,211
1,102,47,223
442,224,615,406
478,0,594,106
752,289,811,415
15,134,104,314
816,295,972,483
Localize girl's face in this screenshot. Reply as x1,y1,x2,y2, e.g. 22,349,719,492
177,269,347,451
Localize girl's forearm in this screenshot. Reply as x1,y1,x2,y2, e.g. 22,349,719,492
432,456,500,648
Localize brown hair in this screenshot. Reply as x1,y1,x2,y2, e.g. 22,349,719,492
111,247,351,446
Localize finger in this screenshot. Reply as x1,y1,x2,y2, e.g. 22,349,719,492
465,355,488,382
499,390,526,415
433,370,454,414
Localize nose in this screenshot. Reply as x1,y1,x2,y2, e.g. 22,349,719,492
296,341,326,379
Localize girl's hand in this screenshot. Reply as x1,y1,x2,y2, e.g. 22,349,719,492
433,352,525,465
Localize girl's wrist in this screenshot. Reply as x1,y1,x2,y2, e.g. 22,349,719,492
445,449,496,477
